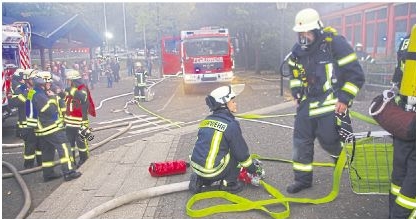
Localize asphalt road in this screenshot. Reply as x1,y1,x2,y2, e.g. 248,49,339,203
2,70,389,219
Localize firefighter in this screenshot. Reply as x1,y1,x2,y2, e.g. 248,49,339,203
133,62,148,102
286,8,365,193
9,68,39,168
355,43,375,64
21,69,43,168
31,71,82,182
392,35,410,88
388,34,416,219
189,85,264,194
64,70,96,168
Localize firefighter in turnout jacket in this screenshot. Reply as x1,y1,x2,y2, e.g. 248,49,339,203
389,33,416,219
286,8,365,193
21,69,43,168
31,71,82,182
64,70,96,168
355,43,375,64
133,62,147,102
189,85,264,194
9,69,41,168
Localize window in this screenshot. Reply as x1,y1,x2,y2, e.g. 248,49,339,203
346,26,353,41
377,22,387,53
395,20,407,33
395,3,409,16
366,10,376,21
366,24,375,52
410,3,416,14
354,26,362,45
378,8,387,19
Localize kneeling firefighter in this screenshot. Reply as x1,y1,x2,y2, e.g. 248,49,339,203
64,70,96,168
31,71,82,182
189,85,264,194
386,30,416,219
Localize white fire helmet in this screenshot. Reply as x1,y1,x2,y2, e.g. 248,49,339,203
355,43,363,48
22,69,38,80
293,8,323,32
210,84,245,104
33,71,52,86
14,68,25,77
65,70,81,80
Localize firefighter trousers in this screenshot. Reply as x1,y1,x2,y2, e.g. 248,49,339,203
38,130,75,177
23,128,42,168
66,126,89,164
134,86,146,101
200,155,240,185
292,104,342,186
389,137,416,219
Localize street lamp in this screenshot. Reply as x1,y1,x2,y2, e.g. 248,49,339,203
105,32,113,53
276,2,288,97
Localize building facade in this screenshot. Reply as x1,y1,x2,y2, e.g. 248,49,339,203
320,2,416,59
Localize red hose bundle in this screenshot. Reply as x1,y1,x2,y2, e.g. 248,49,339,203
148,160,189,177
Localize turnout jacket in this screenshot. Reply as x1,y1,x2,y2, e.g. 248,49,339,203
134,71,147,87
190,109,254,178
288,29,365,117
31,87,65,136
9,81,28,128
64,84,95,127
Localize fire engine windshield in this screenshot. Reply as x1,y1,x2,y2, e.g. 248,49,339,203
184,37,228,57
2,47,19,67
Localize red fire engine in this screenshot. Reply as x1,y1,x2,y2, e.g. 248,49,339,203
2,22,31,121
161,27,235,93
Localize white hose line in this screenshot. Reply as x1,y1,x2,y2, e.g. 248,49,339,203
2,143,24,148
95,77,165,111
2,122,130,149
77,181,190,219
95,92,133,110
2,123,132,179
2,161,32,219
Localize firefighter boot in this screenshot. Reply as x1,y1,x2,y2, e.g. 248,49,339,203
23,160,35,169
219,180,244,194
286,181,312,194
189,173,203,194
35,155,43,167
64,170,82,181
43,168,63,182
77,152,89,169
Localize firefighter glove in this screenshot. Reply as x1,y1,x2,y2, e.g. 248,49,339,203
79,125,94,141
335,111,354,143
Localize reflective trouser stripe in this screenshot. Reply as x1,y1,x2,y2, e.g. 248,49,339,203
35,150,42,156
42,161,55,168
391,183,401,196
293,162,313,172
61,143,73,170
396,193,416,210
23,154,35,160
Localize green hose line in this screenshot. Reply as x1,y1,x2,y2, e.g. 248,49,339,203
349,110,379,126
251,154,335,167
186,149,347,218
235,110,379,127
236,113,296,119
136,102,182,128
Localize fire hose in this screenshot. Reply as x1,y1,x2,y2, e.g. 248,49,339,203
76,110,382,219
76,149,347,219
2,122,132,179
2,161,31,219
